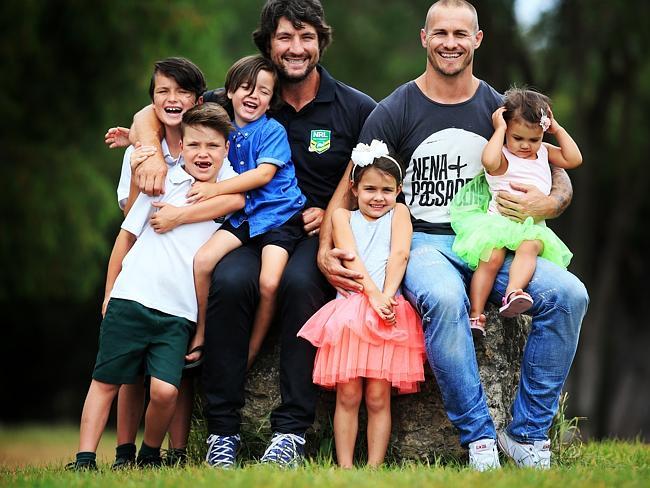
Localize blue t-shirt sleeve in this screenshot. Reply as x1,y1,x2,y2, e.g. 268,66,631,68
256,121,292,168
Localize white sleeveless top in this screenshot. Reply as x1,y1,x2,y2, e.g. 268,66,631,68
345,208,394,294
485,144,551,218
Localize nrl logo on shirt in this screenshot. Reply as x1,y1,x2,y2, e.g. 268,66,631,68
308,129,331,154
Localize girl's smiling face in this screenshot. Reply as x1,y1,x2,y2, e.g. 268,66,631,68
505,119,544,159
352,167,401,221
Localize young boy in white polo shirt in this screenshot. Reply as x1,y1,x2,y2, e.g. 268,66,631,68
109,56,208,469
68,103,244,470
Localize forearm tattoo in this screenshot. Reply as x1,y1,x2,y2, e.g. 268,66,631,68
549,166,573,218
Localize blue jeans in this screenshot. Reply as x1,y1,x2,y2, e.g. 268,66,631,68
403,233,588,446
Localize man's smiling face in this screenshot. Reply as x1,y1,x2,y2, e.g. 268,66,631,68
269,16,320,83
421,5,482,78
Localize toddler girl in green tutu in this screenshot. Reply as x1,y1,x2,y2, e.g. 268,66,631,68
450,88,582,337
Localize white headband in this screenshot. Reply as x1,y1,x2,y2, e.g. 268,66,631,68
350,139,402,182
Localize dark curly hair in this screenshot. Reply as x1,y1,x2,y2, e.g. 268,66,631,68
252,0,332,58
503,87,552,127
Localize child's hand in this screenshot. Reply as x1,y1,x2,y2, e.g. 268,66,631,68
491,107,507,131
130,142,157,171
185,334,204,363
150,201,182,233
105,126,131,149
545,108,562,135
368,289,397,325
186,182,220,203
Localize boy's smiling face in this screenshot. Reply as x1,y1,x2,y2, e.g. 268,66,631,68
152,72,197,128
181,125,229,182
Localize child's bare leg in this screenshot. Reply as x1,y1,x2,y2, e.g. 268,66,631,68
469,249,505,334
247,245,289,369
143,378,179,449
507,240,543,294
79,380,120,452
334,378,363,468
167,376,193,449
470,248,506,318
116,382,145,446
194,230,242,341
365,379,392,467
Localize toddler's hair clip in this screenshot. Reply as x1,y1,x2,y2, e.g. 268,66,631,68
539,109,551,132
350,139,402,181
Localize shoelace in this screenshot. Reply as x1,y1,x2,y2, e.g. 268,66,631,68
206,434,240,467
261,433,305,464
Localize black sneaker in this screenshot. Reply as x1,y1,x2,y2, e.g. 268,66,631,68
111,455,135,470
65,459,98,471
136,454,163,468
164,447,188,467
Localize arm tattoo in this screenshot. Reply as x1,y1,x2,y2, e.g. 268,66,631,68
549,166,573,218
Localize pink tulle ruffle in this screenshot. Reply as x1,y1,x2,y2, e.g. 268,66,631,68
298,294,425,394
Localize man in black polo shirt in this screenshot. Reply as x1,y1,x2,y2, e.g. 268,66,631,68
127,0,374,467
124,0,373,468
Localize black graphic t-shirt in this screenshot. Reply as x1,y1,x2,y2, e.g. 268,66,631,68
359,80,503,234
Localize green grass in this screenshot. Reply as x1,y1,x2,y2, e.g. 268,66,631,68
1,425,648,487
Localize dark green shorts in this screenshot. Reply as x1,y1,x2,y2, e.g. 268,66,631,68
92,298,194,388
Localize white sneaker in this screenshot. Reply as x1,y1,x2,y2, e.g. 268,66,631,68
497,431,551,469
468,438,501,471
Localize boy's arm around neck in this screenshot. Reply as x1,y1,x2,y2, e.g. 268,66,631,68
131,105,167,196
150,193,245,233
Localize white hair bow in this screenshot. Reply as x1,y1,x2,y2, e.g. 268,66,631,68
539,109,551,132
351,139,390,167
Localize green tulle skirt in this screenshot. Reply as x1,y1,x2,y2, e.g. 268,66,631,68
450,173,573,270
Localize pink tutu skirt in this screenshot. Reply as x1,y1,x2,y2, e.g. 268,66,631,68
297,293,425,394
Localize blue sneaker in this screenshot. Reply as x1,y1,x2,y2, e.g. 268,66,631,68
260,432,306,467
205,434,240,468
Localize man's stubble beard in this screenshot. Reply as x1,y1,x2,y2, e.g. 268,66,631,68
276,60,318,84
427,51,474,78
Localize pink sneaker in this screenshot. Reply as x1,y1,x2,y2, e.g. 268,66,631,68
499,290,533,318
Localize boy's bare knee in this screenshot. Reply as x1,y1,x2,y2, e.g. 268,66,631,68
149,381,178,405
193,251,213,275
259,276,281,300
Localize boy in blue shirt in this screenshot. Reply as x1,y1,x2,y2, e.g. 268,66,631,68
185,55,306,370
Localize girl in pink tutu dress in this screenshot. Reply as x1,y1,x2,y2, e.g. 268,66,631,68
450,88,582,337
298,140,425,468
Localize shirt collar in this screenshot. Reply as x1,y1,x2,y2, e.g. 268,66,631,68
233,114,268,139
168,164,194,185
313,65,335,103
161,138,182,166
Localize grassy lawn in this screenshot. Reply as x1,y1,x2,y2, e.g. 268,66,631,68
1,425,648,487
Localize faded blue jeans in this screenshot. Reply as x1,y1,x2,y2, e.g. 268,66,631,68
403,233,588,446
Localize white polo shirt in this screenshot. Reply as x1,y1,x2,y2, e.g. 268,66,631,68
110,161,237,322
117,138,181,210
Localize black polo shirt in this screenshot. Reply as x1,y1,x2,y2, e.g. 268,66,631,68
204,65,376,209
